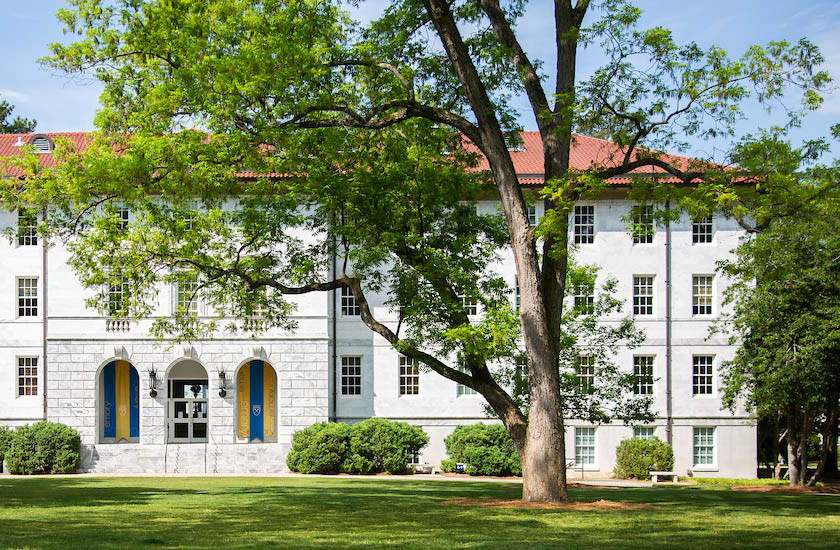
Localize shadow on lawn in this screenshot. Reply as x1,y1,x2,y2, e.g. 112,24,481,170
0,478,838,550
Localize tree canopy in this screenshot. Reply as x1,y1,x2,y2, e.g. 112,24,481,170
0,95,36,133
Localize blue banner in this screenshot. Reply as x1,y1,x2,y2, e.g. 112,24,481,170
103,362,116,438
249,360,264,442
129,366,140,438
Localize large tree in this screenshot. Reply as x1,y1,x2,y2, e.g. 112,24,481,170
715,142,840,486
5,0,833,501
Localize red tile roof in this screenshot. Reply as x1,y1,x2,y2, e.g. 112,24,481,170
0,131,702,184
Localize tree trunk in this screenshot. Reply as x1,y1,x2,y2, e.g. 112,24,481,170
787,406,803,485
809,397,838,485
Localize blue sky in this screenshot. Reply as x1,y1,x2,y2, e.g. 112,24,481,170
2,1,838,159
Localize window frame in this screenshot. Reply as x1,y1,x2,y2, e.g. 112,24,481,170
692,355,715,396
574,426,597,467
459,294,478,316
692,275,714,316
16,276,39,318
16,208,38,247
174,273,201,316
633,355,655,395
631,205,655,245
16,356,38,397
340,355,362,396
340,286,361,316
574,355,595,394
692,216,713,244
693,426,717,468
456,362,478,396
527,204,537,227
398,355,420,396
632,275,654,316
633,426,656,440
572,204,595,244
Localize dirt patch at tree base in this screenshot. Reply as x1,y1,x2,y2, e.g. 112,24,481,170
445,498,655,510
731,484,840,495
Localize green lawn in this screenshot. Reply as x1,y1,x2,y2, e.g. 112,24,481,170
0,476,838,549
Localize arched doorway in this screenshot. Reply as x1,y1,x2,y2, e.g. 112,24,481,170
99,360,140,443
166,360,208,443
236,360,277,443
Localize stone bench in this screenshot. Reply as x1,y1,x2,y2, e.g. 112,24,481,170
650,471,679,483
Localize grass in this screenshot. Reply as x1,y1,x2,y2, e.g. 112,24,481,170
690,477,791,486
0,476,839,549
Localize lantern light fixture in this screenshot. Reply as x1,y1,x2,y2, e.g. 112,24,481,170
218,369,227,398
148,368,159,398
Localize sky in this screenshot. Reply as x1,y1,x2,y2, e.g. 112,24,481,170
2,0,838,160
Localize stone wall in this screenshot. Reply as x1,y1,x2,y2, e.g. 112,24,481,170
46,338,328,473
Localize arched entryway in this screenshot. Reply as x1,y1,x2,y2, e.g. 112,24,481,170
166,360,208,443
236,360,277,443
99,360,140,443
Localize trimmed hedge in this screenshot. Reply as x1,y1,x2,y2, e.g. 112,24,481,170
443,424,521,477
0,426,13,472
286,419,428,475
613,437,674,480
5,421,81,475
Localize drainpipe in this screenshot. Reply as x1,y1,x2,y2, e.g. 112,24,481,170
42,206,49,421
664,200,673,445
330,217,338,423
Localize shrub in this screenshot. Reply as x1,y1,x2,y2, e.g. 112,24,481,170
286,422,352,474
286,419,429,475
0,426,13,472
343,418,429,474
444,424,521,477
5,422,81,475
440,458,457,473
613,437,674,480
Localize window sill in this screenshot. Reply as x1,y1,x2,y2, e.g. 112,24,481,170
691,466,718,472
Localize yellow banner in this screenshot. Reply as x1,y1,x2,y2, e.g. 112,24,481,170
264,365,277,439
237,364,250,439
115,360,131,442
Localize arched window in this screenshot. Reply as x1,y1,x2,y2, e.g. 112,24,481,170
29,135,53,154
100,360,140,443
237,360,277,443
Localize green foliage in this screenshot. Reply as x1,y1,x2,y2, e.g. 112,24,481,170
343,418,429,475
286,419,428,475
613,437,674,480
286,422,352,474
0,426,13,472
444,424,520,477
440,459,457,473
4,422,81,475
690,478,788,487
0,95,36,133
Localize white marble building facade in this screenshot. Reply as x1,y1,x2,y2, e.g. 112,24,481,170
0,132,757,477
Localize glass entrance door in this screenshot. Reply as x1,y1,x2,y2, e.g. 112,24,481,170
167,379,208,443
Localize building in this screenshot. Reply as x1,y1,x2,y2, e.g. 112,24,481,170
0,131,756,477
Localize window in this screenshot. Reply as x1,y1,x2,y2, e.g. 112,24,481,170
116,205,129,231
633,426,655,440
179,201,198,231
575,427,596,465
574,355,595,394
17,277,38,317
107,275,129,317
17,208,38,246
573,205,595,244
407,449,422,465
460,294,478,316
30,136,52,154
514,276,520,311
632,205,654,244
692,275,713,315
341,356,362,396
515,354,529,395
633,356,654,395
17,357,38,396
633,276,654,316
693,427,715,466
399,356,420,395
692,216,713,244
527,205,537,226
573,289,595,315
456,362,477,396
340,286,360,316
175,274,200,315
692,355,714,395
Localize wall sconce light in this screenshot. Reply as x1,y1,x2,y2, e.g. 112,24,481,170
148,368,159,398
218,369,227,398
